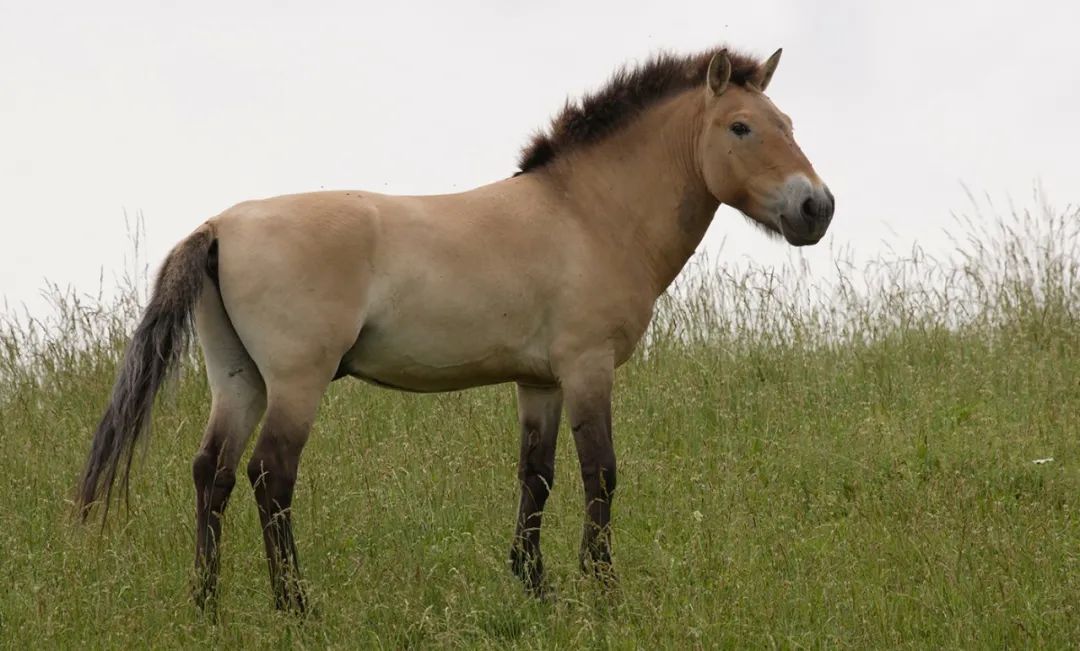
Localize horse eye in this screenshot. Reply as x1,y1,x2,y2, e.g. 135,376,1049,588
730,122,751,137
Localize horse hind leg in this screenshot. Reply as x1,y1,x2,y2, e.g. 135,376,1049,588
217,246,367,611
245,374,330,613
191,280,267,611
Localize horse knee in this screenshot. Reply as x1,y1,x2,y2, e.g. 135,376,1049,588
518,418,556,500
521,463,555,500
522,462,557,492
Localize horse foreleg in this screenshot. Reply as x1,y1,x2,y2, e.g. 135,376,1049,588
560,352,617,583
509,383,562,595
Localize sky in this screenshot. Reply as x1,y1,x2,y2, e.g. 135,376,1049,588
2,0,1078,315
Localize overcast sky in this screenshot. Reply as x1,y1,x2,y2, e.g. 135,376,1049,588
2,1,1078,315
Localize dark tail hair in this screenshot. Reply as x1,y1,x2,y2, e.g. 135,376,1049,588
76,225,216,522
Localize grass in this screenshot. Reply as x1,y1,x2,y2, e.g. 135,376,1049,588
2,195,1080,648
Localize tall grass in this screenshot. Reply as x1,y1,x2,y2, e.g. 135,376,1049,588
1,195,1079,648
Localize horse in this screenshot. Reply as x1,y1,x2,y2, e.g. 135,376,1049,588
76,45,834,611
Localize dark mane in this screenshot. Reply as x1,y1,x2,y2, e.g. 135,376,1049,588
517,47,763,174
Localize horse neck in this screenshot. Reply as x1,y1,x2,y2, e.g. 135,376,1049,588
548,90,719,294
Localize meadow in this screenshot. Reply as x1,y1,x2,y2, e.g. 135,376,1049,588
2,196,1080,648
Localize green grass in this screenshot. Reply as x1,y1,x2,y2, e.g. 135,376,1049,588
3,198,1080,648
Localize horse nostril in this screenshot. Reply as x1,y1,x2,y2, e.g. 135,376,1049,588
801,193,834,222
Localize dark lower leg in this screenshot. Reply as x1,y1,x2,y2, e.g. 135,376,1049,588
559,356,618,582
192,447,236,609
509,385,560,594
578,457,616,572
248,441,305,612
511,467,555,591
568,393,616,577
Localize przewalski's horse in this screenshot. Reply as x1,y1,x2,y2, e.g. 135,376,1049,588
76,46,834,610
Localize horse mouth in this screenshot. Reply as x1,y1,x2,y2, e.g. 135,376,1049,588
779,214,823,247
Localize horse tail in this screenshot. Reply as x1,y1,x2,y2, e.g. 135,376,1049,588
75,223,216,522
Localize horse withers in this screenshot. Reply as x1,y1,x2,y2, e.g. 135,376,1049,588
76,46,834,610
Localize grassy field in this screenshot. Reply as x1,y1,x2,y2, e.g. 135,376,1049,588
2,199,1080,648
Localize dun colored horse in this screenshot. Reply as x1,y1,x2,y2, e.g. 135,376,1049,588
77,46,834,610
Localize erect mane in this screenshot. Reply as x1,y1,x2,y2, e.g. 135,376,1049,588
517,46,763,174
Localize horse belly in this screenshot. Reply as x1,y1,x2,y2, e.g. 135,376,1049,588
338,319,552,392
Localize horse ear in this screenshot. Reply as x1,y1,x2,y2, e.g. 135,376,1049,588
753,48,783,91
707,50,732,96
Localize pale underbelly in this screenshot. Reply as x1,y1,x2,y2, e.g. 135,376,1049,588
335,323,554,393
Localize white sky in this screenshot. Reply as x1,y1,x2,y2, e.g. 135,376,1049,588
2,1,1078,315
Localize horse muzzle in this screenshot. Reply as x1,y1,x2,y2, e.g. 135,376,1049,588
777,179,834,246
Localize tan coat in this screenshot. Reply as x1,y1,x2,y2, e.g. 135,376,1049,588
78,47,834,609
